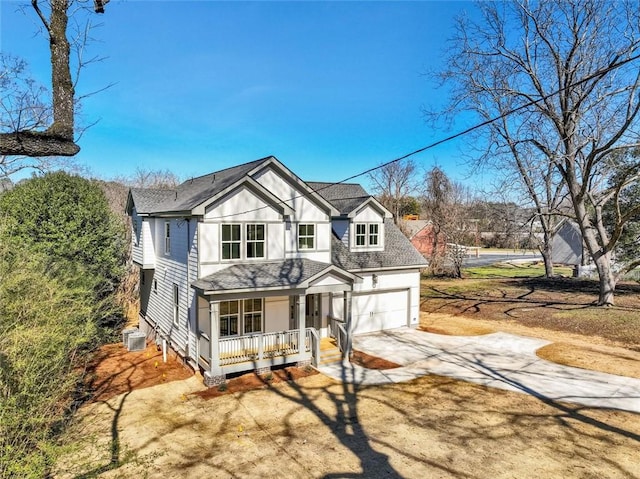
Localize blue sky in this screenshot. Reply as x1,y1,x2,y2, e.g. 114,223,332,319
2,1,480,190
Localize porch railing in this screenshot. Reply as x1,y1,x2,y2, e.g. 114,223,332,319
328,316,348,354
219,329,314,366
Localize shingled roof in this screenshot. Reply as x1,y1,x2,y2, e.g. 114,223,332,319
130,157,268,214
306,182,371,216
332,218,428,271
191,259,354,294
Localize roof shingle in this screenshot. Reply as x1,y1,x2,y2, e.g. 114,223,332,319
192,258,340,293
332,218,428,271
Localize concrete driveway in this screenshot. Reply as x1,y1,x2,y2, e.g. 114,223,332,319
317,328,640,414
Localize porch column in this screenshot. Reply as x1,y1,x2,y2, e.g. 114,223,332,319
204,301,224,386
297,293,306,354
343,290,353,359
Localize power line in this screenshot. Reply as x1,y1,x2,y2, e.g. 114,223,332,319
189,51,640,221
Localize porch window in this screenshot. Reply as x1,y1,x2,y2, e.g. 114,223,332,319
243,298,263,334
246,224,265,258
164,221,171,255
220,300,239,336
172,284,179,326
298,224,315,249
221,224,241,260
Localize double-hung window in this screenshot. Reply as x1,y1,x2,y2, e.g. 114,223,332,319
219,299,263,336
221,224,241,260
164,221,171,255
221,224,265,260
220,300,239,336
355,223,381,247
298,224,315,249
243,298,263,334
368,224,379,246
355,224,367,246
246,224,265,258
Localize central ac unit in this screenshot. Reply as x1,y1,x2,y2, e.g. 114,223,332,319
122,327,139,347
127,331,147,352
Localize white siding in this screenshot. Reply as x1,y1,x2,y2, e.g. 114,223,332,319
350,206,385,252
141,220,155,266
253,167,329,222
199,222,219,264
131,210,155,268
264,296,290,332
284,221,331,263
268,223,285,260
353,204,383,222
332,269,421,333
204,186,282,222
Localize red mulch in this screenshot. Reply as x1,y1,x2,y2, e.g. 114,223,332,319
192,366,319,400
351,350,401,370
86,341,398,403
86,342,193,402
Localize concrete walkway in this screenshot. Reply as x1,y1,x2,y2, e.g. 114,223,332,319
316,328,640,414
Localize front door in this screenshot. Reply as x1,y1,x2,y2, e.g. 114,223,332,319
305,294,322,330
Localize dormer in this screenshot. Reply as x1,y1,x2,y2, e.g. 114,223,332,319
347,197,390,252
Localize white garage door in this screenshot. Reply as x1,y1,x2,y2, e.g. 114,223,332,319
351,289,409,334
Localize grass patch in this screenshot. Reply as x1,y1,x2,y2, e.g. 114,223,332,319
464,262,574,279
420,276,640,346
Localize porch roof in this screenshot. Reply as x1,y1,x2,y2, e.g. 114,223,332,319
191,258,356,295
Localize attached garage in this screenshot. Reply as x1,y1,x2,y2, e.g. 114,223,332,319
351,289,410,334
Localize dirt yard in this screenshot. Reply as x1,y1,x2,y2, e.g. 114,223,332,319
54,277,640,478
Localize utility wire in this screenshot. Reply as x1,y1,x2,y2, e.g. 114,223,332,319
187,51,640,221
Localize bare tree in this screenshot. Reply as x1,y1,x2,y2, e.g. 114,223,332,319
0,0,109,158
435,0,640,305
367,158,417,224
422,167,473,278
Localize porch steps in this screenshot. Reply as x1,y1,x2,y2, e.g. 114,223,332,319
319,338,343,366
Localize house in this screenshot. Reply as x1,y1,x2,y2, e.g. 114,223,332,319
398,219,446,258
551,220,584,266
126,156,427,386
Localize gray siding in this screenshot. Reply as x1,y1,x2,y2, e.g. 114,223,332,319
144,218,190,355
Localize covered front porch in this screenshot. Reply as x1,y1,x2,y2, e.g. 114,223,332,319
190,259,356,385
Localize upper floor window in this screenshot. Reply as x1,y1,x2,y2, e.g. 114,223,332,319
298,224,315,249
164,221,171,255
355,223,381,248
355,224,367,246
369,224,379,246
222,224,241,259
246,224,265,258
221,224,265,260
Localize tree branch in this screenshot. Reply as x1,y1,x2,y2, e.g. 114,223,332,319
0,131,80,157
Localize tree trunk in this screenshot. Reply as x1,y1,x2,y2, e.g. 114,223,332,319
48,0,74,140
540,229,554,278
593,252,617,306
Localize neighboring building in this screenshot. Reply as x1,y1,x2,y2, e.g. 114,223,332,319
399,219,445,258
127,156,427,385
551,220,584,266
